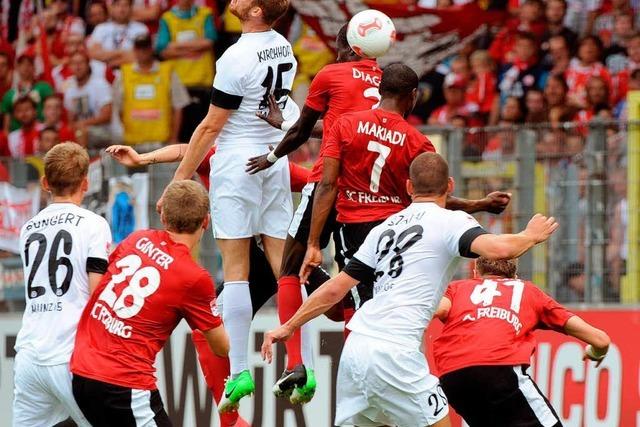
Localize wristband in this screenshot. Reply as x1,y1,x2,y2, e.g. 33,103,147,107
281,119,296,132
585,344,607,360
267,150,279,163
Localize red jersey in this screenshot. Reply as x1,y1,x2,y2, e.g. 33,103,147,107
323,108,435,223
197,146,310,192
71,230,222,390
433,278,574,376
305,59,382,183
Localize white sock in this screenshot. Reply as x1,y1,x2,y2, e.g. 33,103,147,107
222,281,252,376
300,287,314,370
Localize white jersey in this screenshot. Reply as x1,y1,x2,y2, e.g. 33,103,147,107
15,203,112,365
346,202,485,348
211,29,298,147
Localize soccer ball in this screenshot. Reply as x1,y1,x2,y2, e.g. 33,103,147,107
347,9,396,59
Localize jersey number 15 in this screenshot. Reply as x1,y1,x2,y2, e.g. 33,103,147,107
259,63,293,109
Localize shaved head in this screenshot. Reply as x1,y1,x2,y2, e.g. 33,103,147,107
409,152,450,196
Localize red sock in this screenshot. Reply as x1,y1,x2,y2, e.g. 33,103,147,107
192,331,244,427
278,275,303,369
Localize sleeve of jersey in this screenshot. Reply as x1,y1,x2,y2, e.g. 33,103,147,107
288,162,310,193
343,227,379,283
210,52,245,110
86,218,112,274
534,286,575,331
182,273,223,332
322,118,345,159
446,211,488,258
304,69,330,112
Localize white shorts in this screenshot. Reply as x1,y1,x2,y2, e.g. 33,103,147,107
335,333,449,427
13,351,90,427
210,145,292,239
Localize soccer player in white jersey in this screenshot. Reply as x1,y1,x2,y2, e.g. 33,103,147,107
13,143,112,427
157,0,296,412
262,152,559,427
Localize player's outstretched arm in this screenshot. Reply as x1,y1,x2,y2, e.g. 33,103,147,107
564,316,610,367
201,325,230,358
471,213,559,260
446,191,512,215
246,105,322,174
299,158,340,283
106,144,188,167
261,272,359,363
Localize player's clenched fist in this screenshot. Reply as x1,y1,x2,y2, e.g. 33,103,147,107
523,213,559,243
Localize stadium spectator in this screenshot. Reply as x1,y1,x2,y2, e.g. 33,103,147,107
0,52,12,99
541,0,577,51
591,0,637,42
6,96,44,158
544,34,572,74
497,31,546,105
489,0,546,65
544,73,570,111
42,94,76,143
609,32,640,101
566,36,611,108
574,76,611,123
524,88,546,122
615,68,640,119
607,169,627,300
428,73,479,125
37,126,61,155
483,96,523,160
129,0,165,35
63,51,112,148
114,34,189,151
557,262,585,302
51,0,85,40
52,33,112,92
1,53,53,132
467,50,497,120
157,0,216,142
85,1,109,35
88,0,148,67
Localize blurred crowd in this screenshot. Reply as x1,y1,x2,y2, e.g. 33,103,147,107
0,0,636,156
0,0,635,302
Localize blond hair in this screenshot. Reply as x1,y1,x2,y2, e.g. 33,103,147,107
161,180,209,234
44,142,89,196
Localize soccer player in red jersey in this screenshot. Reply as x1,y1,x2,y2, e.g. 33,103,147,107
299,64,512,328
71,181,229,427
433,257,610,427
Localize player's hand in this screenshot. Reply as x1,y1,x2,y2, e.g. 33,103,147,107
105,145,143,167
523,213,559,244
482,191,512,214
255,94,284,130
246,145,276,175
299,245,323,284
261,325,294,363
583,344,608,368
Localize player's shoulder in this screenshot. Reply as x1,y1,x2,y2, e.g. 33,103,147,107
448,278,481,290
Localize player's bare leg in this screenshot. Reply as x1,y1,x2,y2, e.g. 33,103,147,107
216,238,255,413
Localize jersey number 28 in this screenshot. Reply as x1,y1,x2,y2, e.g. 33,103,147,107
98,254,160,319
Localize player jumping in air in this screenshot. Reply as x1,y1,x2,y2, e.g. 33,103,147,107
263,152,559,427
247,28,512,401
13,143,111,427
433,257,610,427
157,0,296,412
71,180,229,427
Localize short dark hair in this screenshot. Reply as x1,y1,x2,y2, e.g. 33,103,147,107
40,126,59,135
476,257,517,278
547,73,569,92
516,31,537,44
380,63,419,98
336,24,349,50
12,95,37,112
579,35,604,54
409,152,449,197
547,0,567,9
252,0,289,25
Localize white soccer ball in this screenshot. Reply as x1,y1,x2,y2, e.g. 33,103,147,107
347,9,396,59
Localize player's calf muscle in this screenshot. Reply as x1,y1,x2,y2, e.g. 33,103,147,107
217,238,251,280
279,236,308,277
